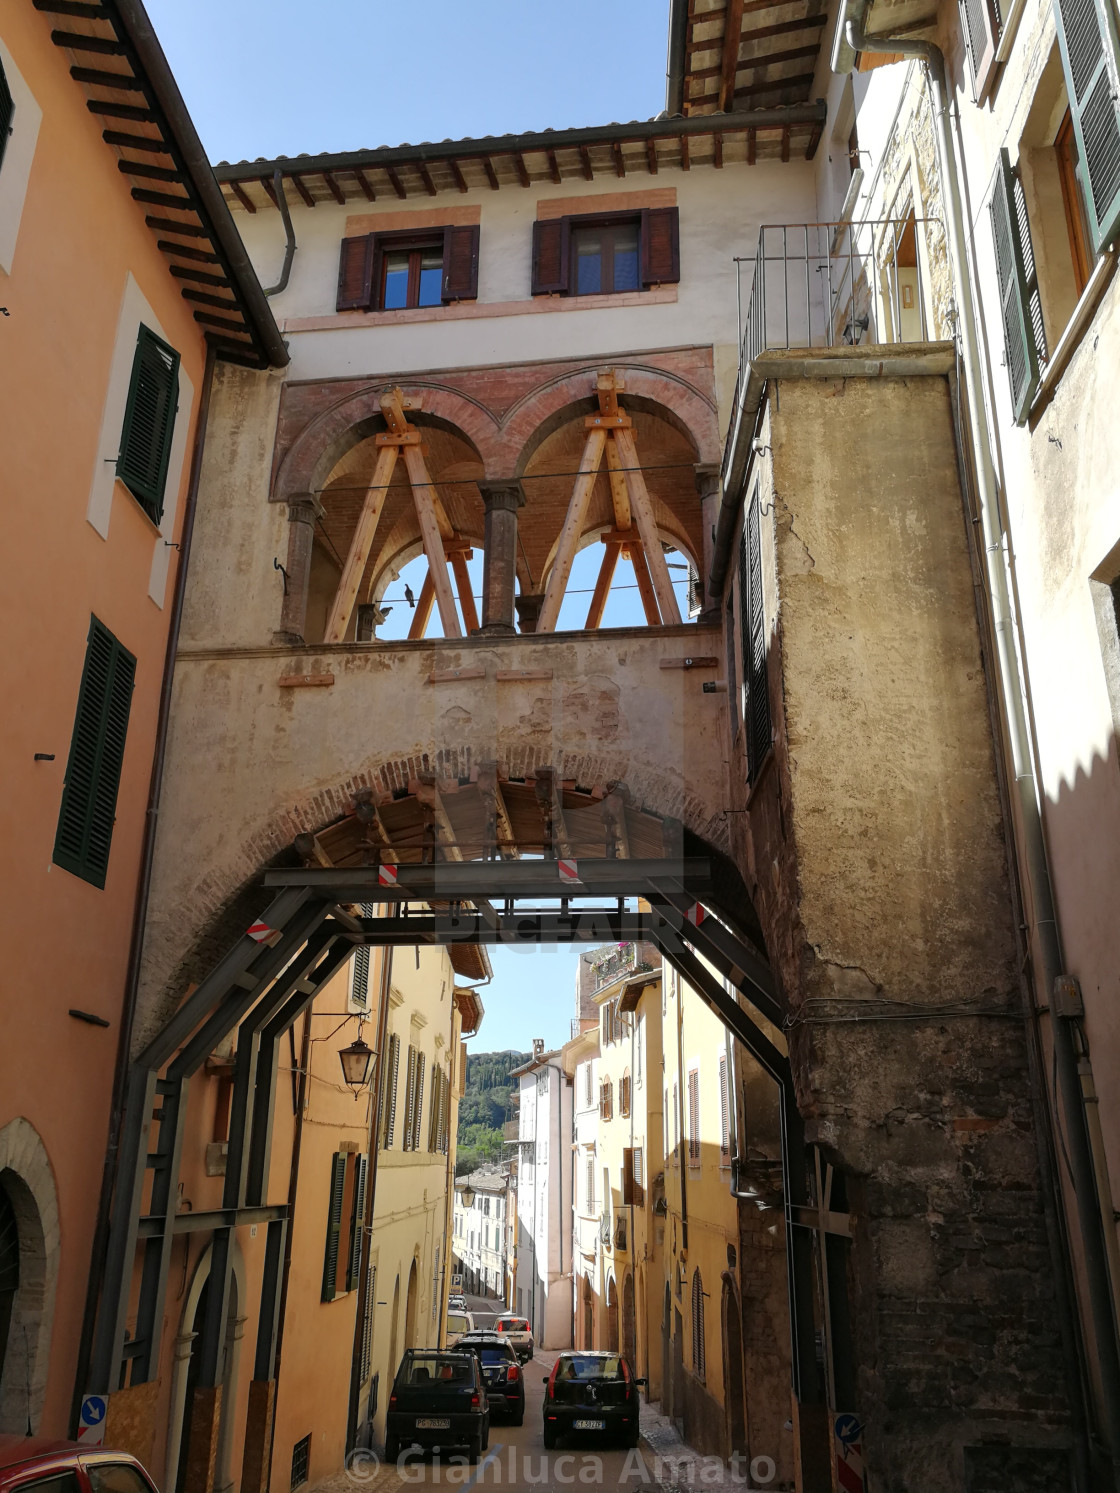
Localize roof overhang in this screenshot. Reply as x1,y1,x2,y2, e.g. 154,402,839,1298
453,986,485,1034
669,0,830,125
40,0,286,367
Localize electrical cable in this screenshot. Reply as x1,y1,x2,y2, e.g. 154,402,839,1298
312,460,703,496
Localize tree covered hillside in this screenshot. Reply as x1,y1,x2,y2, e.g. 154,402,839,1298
455,1050,529,1175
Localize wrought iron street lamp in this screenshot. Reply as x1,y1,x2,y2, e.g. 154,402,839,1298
461,1183,476,1208
339,1030,374,1095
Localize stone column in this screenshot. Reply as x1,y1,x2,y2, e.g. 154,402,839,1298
273,494,323,645
476,480,525,635
694,463,722,625
515,593,544,634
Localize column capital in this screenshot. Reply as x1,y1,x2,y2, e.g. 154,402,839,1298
693,464,721,500
285,494,324,524
478,479,526,513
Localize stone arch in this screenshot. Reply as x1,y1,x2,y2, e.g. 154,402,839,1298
404,1258,419,1350
721,1273,747,1457
273,381,499,506
0,1118,59,1435
388,1274,401,1381
606,1273,619,1354
580,1273,594,1350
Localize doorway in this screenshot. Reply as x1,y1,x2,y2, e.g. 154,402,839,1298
622,1272,636,1367
606,1275,619,1353
722,1278,747,1456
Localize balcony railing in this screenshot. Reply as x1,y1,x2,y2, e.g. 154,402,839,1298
731,217,941,423
589,941,656,998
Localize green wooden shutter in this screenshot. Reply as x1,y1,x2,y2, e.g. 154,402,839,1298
412,1054,426,1151
959,0,1001,99
54,617,136,889
359,1263,376,1383
0,62,14,175
117,325,180,523
990,149,1041,421
347,1155,369,1291
321,1152,348,1302
350,944,370,1010
1053,0,1120,251
383,1033,400,1147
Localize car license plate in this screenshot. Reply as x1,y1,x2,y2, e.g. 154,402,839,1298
573,1418,606,1430
416,1418,450,1429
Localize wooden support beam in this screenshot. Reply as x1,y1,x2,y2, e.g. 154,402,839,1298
601,786,632,859
627,540,663,625
748,127,756,165
714,131,724,167
386,165,407,199
533,768,572,858
614,425,682,625
322,444,398,643
322,171,346,204
450,160,469,193
401,445,462,638
579,145,594,181
680,134,691,170
646,138,659,174
353,168,376,201
407,572,436,640
102,129,168,153
449,549,479,633
418,162,438,196
604,435,632,530
416,783,463,862
536,426,607,632
733,72,817,100
719,0,746,110
586,541,622,629
258,175,278,208
612,142,626,178
71,65,144,90
353,795,398,866
293,833,334,868
169,265,230,288
514,153,531,187
477,763,519,860
483,158,500,190
547,149,562,184
781,126,791,162
289,174,316,208
228,181,256,213
805,123,822,160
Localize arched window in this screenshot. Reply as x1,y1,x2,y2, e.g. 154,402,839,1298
690,1267,706,1380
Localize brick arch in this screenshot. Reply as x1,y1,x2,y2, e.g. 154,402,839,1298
272,380,503,503
495,362,721,475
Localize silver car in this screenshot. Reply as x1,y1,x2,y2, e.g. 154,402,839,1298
493,1313,534,1362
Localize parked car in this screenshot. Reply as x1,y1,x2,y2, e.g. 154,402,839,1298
0,1437,160,1493
493,1312,534,1362
448,1294,467,1313
445,1309,475,1346
541,1351,646,1448
456,1332,525,1424
385,1349,490,1464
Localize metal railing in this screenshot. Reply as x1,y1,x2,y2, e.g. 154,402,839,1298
588,941,656,998
732,217,941,410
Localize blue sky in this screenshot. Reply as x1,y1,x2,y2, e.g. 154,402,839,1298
146,0,672,166
145,0,674,1054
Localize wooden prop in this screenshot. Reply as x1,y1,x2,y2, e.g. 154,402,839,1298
322,443,398,642
586,540,622,629
614,424,682,624
536,425,607,632
402,443,462,638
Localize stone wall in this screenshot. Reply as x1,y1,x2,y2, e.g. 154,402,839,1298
726,366,1072,1488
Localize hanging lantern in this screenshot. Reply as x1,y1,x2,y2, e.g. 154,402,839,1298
460,1183,476,1209
339,1034,374,1094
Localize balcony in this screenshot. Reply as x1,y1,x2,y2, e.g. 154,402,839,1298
725,217,942,492
589,941,657,999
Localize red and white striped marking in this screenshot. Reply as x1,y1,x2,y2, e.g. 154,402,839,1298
835,1432,866,1493
558,858,581,885
246,921,276,944
378,863,399,886
685,902,706,926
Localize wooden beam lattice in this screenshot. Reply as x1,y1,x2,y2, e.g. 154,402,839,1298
537,371,683,633
322,386,465,643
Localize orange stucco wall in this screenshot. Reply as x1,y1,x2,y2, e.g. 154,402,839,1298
0,0,209,1438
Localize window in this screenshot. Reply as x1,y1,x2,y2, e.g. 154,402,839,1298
348,919,371,1011
359,1262,376,1381
586,1155,596,1213
403,1047,426,1151
719,1055,731,1159
959,0,1002,101
1052,0,1120,254
531,207,680,296
623,1146,644,1206
584,1062,594,1109
291,1434,311,1491
53,617,136,889
672,1083,679,1150
619,1070,631,1118
381,1033,400,1146
0,60,13,175
117,325,180,524
87,1468,152,1493
738,487,771,780
990,149,1048,421
635,1022,642,1082
599,1079,614,1121
690,1268,706,1379
1055,111,1094,294
322,1152,346,1301
687,1069,701,1165
336,224,479,312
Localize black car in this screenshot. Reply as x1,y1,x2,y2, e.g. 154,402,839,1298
385,1349,490,1463
542,1350,646,1448
457,1331,526,1424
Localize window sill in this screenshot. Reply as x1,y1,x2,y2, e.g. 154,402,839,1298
1029,251,1117,423
282,285,678,333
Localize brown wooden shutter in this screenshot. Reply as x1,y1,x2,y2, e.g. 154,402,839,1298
959,0,1001,102
641,207,680,286
337,234,376,311
622,1148,635,1205
531,217,570,294
442,224,480,301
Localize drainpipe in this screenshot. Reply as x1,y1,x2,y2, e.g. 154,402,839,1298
836,8,1119,1476
70,344,217,1436
262,169,296,299
665,0,690,115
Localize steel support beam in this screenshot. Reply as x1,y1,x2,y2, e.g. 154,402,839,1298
254,1217,288,1381
262,858,711,901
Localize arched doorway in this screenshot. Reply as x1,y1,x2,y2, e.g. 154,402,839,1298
622,1272,636,1368
606,1275,619,1354
404,1260,419,1349
661,1284,671,1417
722,1277,747,1456
581,1274,593,1349
637,1268,647,1382
0,1121,59,1438
388,1275,401,1377
170,1244,245,1493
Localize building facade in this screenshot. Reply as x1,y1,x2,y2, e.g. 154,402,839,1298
0,0,282,1446
512,1045,573,1350
451,1169,508,1299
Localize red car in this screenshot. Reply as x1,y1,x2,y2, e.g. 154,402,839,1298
0,1438,159,1493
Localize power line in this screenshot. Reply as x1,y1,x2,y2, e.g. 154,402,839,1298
313,460,702,497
